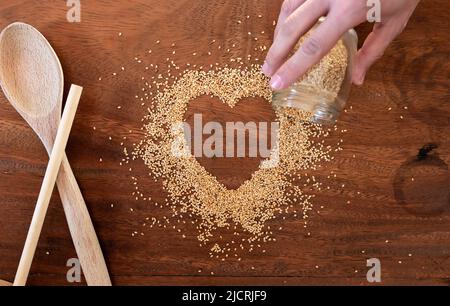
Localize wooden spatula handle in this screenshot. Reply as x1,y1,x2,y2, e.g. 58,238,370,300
56,155,111,286
14,85,82,286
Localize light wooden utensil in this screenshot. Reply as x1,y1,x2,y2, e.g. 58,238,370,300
0,22,111,285
0,279,12,286
13,85,82,286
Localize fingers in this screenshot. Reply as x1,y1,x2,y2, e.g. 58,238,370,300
274,0,308,39
263,0,329,77
269,14,350,90
352,22,401,85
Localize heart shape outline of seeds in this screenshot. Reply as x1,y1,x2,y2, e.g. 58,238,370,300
132,64,335,256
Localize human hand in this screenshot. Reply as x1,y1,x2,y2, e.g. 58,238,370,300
262,0,420,89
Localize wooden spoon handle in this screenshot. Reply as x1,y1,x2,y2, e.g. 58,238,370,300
0,279,12,286
56,155,111,286
13,85,82,286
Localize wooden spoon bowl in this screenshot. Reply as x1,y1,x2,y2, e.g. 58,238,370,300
0,22,61,149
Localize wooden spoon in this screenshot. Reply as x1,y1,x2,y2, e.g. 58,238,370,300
0,22,111,286
0,279,12,286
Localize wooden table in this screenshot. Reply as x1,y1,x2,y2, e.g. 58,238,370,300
0,0,449,286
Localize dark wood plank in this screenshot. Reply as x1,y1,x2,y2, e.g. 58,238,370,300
0,0,449,286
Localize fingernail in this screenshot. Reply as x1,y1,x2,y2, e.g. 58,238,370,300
270,75,283,90
355,72,365,86
262,62,271,77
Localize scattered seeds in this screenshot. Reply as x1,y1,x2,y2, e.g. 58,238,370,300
110,30,347,259
130,61,338,257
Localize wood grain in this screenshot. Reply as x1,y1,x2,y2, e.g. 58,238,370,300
0,0,449,286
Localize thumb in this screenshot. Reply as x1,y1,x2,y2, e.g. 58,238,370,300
352,22,399,85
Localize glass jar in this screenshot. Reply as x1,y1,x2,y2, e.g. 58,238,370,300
272,18,358,125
